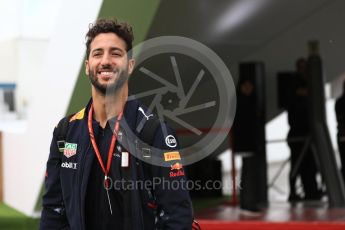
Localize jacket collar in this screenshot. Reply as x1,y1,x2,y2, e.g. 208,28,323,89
83,96,140,133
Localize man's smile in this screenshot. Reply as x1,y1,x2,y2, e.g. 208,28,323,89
97,69,118,80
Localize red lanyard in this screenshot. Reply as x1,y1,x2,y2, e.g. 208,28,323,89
87,103,123,179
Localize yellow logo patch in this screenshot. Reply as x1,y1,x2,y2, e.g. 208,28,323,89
164,151,181,161
69,108,85,122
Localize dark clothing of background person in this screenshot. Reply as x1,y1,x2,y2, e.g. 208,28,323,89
232,80,261,212
335,87,345,184
287,74,320,200
233,93,258,152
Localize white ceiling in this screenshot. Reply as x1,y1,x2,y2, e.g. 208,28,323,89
147,0,336,60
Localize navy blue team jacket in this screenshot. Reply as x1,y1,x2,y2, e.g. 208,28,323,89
40,98,193,230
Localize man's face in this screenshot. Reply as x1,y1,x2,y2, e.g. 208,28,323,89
85,33,135,95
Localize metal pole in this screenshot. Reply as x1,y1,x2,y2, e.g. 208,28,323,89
308,41,345,207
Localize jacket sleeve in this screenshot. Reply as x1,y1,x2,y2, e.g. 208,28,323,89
39,126,69,229
150,123,193,230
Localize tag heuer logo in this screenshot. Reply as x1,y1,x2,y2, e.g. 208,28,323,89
64,142,77,158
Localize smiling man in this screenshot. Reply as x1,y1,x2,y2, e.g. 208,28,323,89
40,18,193,230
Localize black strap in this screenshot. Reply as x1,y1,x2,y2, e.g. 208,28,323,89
137,117,201,229
121,116,161,230
139,117,161,145
122,134,132,230
123,174,132,230
56,114,74,153
138,117,161,179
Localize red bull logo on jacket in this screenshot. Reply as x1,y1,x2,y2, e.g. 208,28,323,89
170,162,185,178
171,162,183,171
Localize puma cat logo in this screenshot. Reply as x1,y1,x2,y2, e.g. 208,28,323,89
138,107,153,120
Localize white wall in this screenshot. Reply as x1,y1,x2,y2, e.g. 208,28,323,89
0,40,18,83
0,0,62,112
0,0,20,42
0,38,50,116
16,39,50,117
19,0,62,39
3,0,103,216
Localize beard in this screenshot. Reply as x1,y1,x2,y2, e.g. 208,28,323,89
88,65,128,96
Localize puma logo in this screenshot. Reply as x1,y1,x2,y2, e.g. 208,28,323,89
138,107,153,120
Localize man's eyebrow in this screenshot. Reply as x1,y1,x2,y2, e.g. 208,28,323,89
109,47,125,52
91,47,125,54
91,48,103,54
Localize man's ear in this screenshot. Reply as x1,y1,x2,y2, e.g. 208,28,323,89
128,58,135,75
85,60,89,76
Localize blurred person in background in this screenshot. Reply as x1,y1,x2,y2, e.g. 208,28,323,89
335,80,345,184
287,58,322,201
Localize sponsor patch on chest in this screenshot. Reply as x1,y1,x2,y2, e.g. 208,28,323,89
164,151,181,161
165,135,177,148
63,142,78,158
61,162,77,170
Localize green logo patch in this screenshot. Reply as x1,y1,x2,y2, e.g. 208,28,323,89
64,142,77,158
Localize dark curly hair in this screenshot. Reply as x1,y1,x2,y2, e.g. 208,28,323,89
85,18,134,59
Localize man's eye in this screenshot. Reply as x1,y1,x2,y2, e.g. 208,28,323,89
112,52,122,56
93,52,102,57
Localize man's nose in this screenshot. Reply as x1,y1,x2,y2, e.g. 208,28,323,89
100,53,111,66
